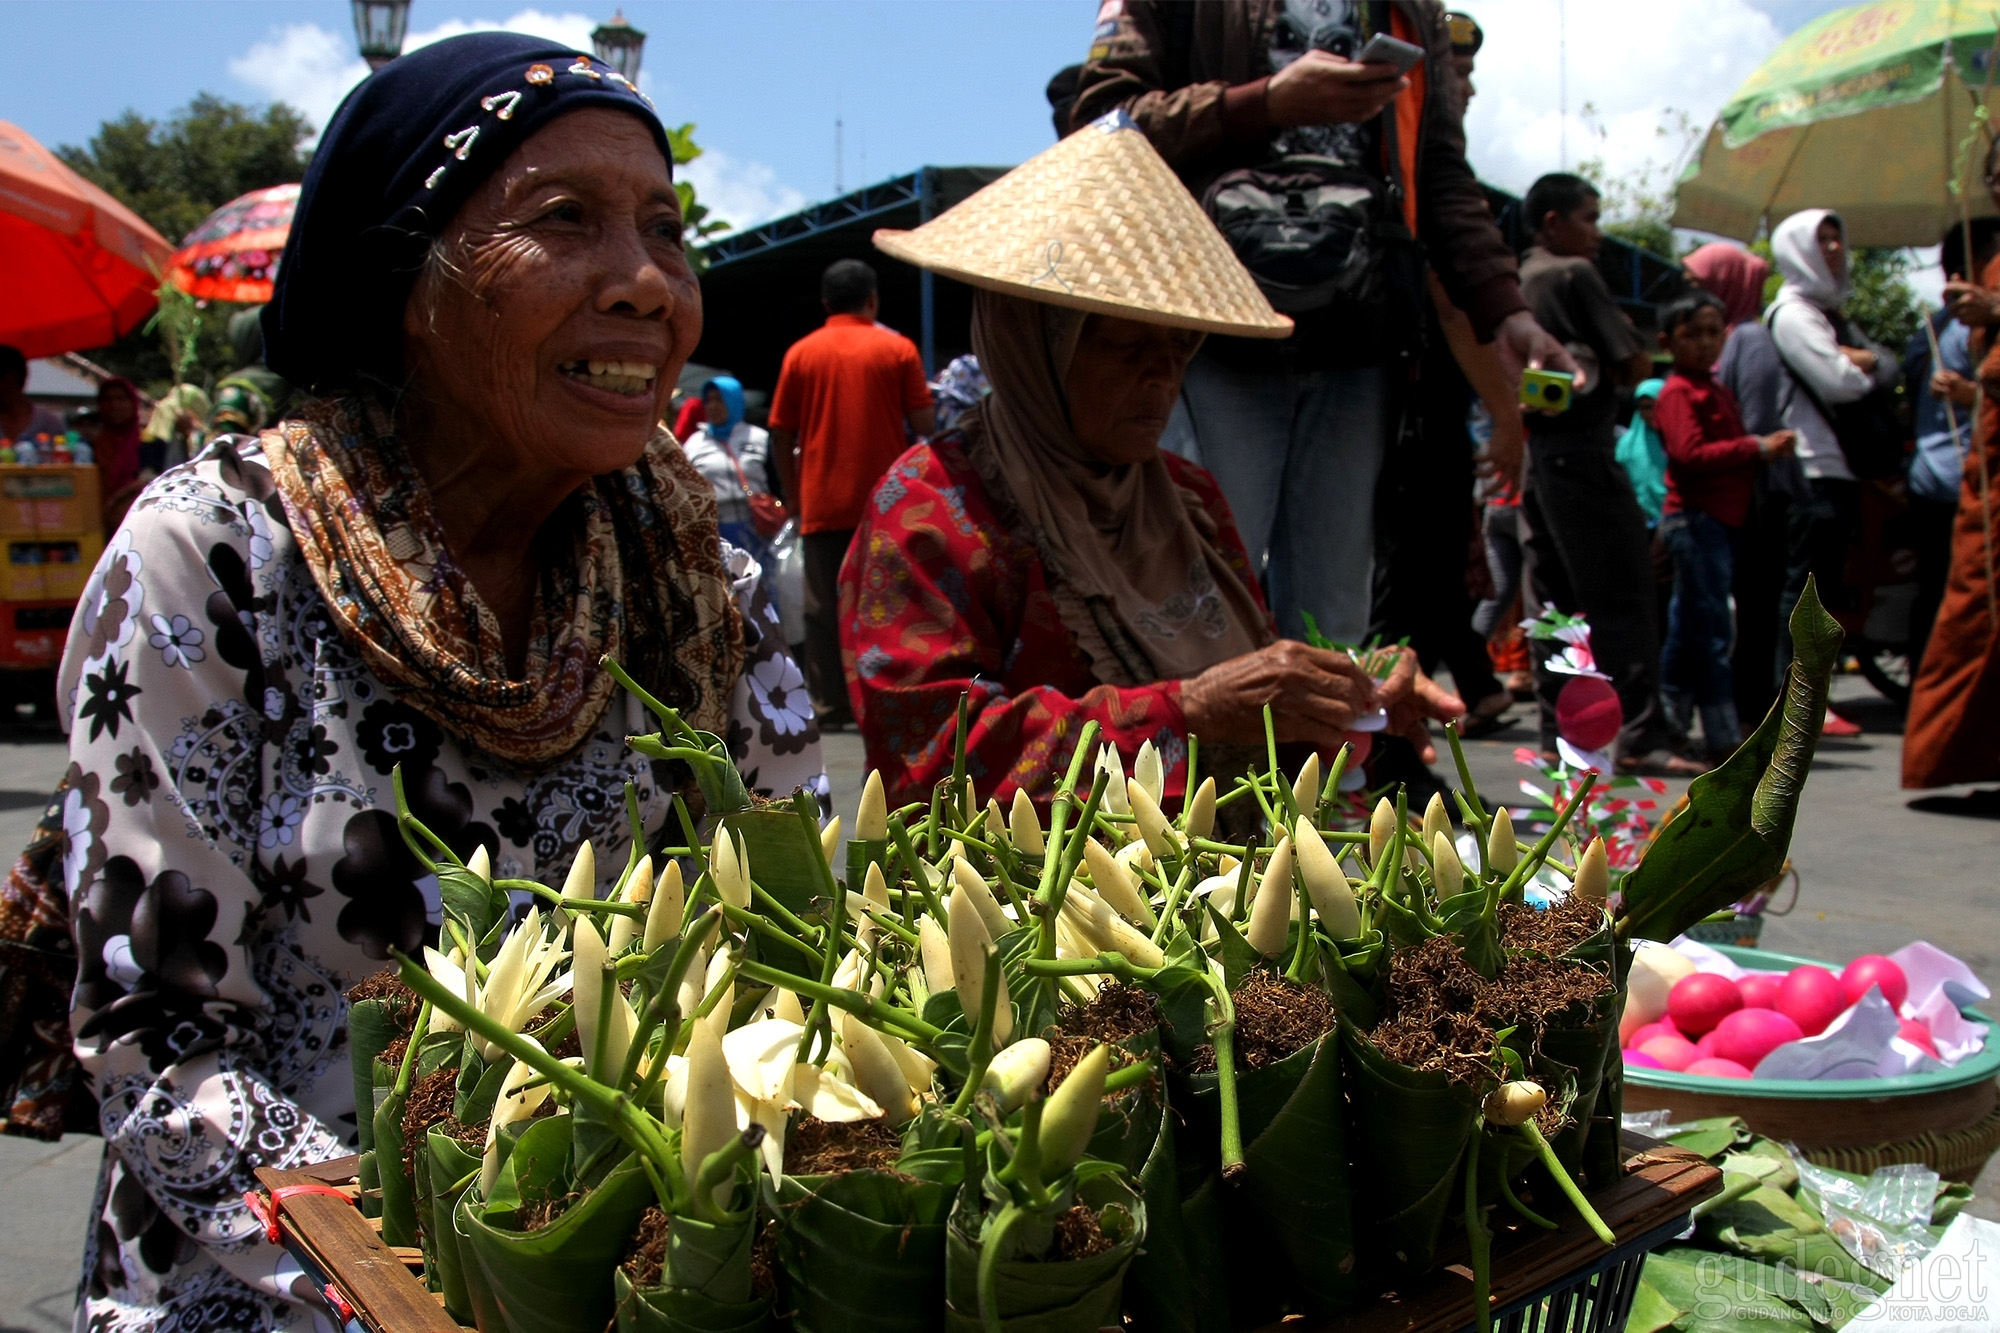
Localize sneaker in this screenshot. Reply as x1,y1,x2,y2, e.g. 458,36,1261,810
1821,710,1863,738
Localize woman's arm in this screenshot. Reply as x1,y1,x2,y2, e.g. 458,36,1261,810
60,498,348,1315
840,469,1185,806
1769,299,1878,404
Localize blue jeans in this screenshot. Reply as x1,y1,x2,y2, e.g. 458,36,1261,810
1661,509,1742,746
1161,355,1388,644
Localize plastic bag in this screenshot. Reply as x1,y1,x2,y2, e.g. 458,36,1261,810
768,519,805,648
1791,1151,1941,1279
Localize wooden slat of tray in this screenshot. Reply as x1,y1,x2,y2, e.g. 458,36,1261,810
1321,1132,1720,1333
254,1157,462,1333
274,1134,1717,1333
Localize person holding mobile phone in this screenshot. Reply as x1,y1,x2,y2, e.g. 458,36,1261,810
1069,0,1579,677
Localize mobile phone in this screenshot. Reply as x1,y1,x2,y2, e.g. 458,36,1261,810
1355,32,1425,73
1519,368,1574,414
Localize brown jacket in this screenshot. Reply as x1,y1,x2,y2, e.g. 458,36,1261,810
1070,0,1526,339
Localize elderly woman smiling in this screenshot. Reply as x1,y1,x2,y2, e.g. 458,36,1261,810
57,34,819,1330
842,116,1461,807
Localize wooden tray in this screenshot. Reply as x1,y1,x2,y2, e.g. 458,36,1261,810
256,1132,1719,1333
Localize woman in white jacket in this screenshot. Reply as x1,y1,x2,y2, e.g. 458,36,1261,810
1766,208,1899,733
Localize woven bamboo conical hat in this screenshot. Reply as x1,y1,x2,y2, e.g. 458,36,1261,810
874,112,1292,339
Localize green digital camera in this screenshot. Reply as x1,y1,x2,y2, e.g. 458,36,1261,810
1519,367,1574,414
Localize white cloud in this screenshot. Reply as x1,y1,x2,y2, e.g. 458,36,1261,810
229,9,601,140
1463,0,1782,201
681,149,809,235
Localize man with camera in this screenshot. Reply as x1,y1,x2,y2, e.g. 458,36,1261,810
1070,0,1576,648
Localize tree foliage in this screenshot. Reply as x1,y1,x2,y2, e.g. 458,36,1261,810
58,95,314,392
1576,104,1704,261
1844,248,1924,351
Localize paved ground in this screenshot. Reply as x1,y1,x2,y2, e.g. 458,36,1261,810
2,675,1992,1328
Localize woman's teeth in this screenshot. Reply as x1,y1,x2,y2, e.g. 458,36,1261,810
560,360,658,396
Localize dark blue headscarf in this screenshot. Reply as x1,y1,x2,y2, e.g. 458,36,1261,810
264,31,672,394
701,376,745,436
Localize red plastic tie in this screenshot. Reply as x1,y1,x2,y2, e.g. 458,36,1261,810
323,1282,356,1322
242,1183,354,1244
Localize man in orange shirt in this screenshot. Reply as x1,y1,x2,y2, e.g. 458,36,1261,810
770,260,935,727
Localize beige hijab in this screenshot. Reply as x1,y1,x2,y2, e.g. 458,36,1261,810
960,291,1273,687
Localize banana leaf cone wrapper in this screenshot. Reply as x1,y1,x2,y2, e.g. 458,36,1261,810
772,1168,955,1333
427,1126,483,1322
1338,1017,1480,1278
615,1210,773,1333
347,998,400,1159
455,1188,512,1333
720,807,821,913
372,1065,418,1248
613,1266,772,1333
942,1174,1145,1333
1179,1032,1358,1320
1121,1104,1227,1333
462,1116,657,1333
1077,1027,1166,1176
1522,908,1623,1183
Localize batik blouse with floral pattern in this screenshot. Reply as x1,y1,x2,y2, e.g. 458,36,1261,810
57,437,824,1333
838,438,1268,808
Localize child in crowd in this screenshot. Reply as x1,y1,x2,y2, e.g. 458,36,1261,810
1654,292,1796,758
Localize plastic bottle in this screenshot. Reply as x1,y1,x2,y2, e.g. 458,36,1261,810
70,438,93,465
51,435,71,466
14,437,36,466
0,443,15,465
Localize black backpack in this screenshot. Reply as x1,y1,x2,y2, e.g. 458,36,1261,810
1767,305,1906,481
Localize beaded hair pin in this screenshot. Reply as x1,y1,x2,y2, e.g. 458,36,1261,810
424,57,656,192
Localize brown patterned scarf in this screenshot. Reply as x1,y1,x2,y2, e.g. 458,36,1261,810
262,396,743,769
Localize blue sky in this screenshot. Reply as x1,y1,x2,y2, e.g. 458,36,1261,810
1,0,1858,236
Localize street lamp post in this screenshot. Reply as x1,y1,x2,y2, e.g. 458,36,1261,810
353,0,414,70
591,11,647,83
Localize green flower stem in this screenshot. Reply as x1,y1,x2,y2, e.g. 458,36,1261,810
1184,735,1200,815
948,943,1004,1117
1150,862,1197,947
1021,954,1160,984
1033,769,1110,981
1489,772,1597,917
1283,872,1316,984
496,880,646,918
990,857,1030,920
689,1127,765,1225
949,691,972,839
1248,777,1285,834
1500,1170,1558,1230
1315,742,1354,815
620,910,720,1097
1466,1123,1492,1333
591,959,618,1080
794,796,851,1065
716,901,819,968
889,817,945,920
924,783,945,859
1263,704,1300,824
1444,725,1491,830
1207,977,1244,1179
1230,835,1260,926
977,1202,1025,1333
618,782,645,890
853,899,920,946
1517,1120,1615,1245
389,765,448,873
1032,720,1102,910
395,999,430,1098
735,960,943,1045
998,1100,1049,1205
392,949,680,1204
750,883,822,946
1102,1058,1155,1095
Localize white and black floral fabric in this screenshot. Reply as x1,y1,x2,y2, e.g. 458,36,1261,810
58,437,824,1332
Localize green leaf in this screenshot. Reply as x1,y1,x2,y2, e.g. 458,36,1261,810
1338,1019,1480,1279
1618,581,1841,943
771,1169,955,1332
1662,1117,1751,1161
347,1000,400,1158
440,864,508,948
1624,1275,1684,1333
425,1127,482,1323
613,1266,771,1333
721,807,824,915
1120,1114,1228,1333
373,1082,418,1248
1236,1034,1361,1318
462,1118,657,1333
943,1174,1145,1332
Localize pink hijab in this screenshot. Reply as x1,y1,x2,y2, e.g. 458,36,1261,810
1683,243,1771,327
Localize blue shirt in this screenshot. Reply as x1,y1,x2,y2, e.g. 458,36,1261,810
1911,315,1972,504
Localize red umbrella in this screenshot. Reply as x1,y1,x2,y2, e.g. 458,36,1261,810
0,120,173,358
165,183,299,304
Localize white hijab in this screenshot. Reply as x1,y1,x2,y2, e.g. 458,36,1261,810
1771,208,1850,311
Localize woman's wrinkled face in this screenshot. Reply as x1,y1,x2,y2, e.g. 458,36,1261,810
703,387,729,426
98,384,136,428
404,108,699,477
1063,314,1201,466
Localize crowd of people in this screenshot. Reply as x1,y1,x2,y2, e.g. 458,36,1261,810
689,8,1996,804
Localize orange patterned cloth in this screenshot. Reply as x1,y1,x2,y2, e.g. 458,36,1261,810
263,396,744,768
838,436,1269,807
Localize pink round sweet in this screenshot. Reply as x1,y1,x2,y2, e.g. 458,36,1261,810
1638,1033,1700,1072
1738,973,1784,1010
1627,1021,1676,1050
1556,676,1623,753
1695,1031,1723,1058
1686,1057,1753,1079
1709,1008,1804,1069
1776,965,1849,1036
1841,955,1909,1011
1668,972,1744,1037
1897,1018,1941,1059
1623,1050,1666,1070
